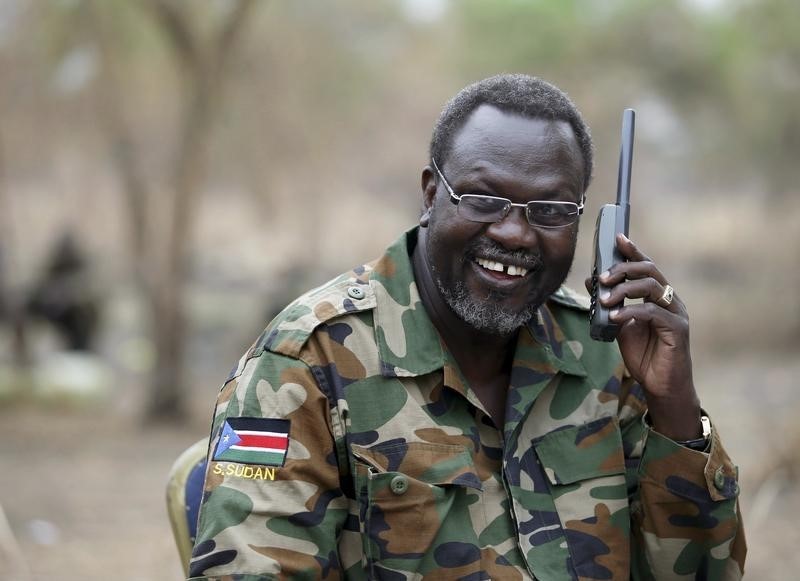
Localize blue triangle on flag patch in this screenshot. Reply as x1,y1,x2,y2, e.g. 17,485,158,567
214,420,242,457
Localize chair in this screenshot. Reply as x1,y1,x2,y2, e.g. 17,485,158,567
166,437,209,576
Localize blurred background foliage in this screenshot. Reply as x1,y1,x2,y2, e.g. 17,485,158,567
0,0,798,578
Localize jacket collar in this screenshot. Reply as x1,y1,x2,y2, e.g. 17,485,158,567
370,227,587,381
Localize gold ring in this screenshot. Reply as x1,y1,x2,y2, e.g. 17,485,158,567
658,284,674,307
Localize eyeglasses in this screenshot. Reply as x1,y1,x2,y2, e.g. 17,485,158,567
432,158,584,229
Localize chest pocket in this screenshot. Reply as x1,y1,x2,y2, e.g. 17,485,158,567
533,416,630,579
352,441,482,579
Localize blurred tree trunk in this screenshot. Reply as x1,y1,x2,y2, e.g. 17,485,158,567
0,130,30,369
90,0,257,421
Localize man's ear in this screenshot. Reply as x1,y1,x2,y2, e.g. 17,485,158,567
420,165,437,227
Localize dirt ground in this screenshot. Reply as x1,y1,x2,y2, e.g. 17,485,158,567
0,403,208,581
2,355,800,580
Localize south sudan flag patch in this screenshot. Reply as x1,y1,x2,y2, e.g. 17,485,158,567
213,417,290,466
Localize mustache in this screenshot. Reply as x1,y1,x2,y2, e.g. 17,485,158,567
465,239,543,271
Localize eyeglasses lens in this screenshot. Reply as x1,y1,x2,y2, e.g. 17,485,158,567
527,202,577,227
457,195,510,223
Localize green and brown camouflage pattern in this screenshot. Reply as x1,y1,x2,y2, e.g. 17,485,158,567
188,228,745,580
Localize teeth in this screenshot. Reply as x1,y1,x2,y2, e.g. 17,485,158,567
476,258,528,277
477,258,504,272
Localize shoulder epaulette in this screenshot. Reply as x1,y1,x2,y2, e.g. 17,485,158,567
549,285,591,312
250,265,378,360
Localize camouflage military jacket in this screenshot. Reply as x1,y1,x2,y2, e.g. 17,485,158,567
189,228,745,580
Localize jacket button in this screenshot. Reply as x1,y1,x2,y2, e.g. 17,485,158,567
390,475,409,495
347,286,365,300
714,467,726,491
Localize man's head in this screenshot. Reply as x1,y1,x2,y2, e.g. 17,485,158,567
430,74,593,192
418,75,591,337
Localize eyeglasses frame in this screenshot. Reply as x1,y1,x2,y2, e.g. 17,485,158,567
431,158,584,229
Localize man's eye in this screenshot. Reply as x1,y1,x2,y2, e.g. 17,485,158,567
532,204,560,216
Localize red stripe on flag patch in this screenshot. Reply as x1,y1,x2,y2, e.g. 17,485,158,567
236,434,289,450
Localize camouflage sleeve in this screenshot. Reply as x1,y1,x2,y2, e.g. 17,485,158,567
619,381,747,580
187,349,348,580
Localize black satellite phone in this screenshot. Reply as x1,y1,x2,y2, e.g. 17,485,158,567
589,108,636,342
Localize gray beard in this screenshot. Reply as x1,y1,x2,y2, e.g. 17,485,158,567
434,276,538,336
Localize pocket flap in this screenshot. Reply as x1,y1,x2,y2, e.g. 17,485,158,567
534,416,625,486
352,441,481,490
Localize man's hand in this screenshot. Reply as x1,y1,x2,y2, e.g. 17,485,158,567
594,233,702,442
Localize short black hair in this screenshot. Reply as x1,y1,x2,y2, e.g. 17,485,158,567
429,74,594,191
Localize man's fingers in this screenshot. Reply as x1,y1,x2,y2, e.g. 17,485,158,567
608,302,688,338
600,278,661,306
616,233,651,262
597,235,668,287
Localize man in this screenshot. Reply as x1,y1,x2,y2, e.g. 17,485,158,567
188,74,745,580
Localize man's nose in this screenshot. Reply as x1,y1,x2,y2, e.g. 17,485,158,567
484,206,538,250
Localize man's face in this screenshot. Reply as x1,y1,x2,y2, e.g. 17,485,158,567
422,105,585,335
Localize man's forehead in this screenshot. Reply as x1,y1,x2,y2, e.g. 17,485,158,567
444,104,583,184
450,105,577,158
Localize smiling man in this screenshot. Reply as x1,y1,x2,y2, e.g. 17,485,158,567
188,75,746,580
